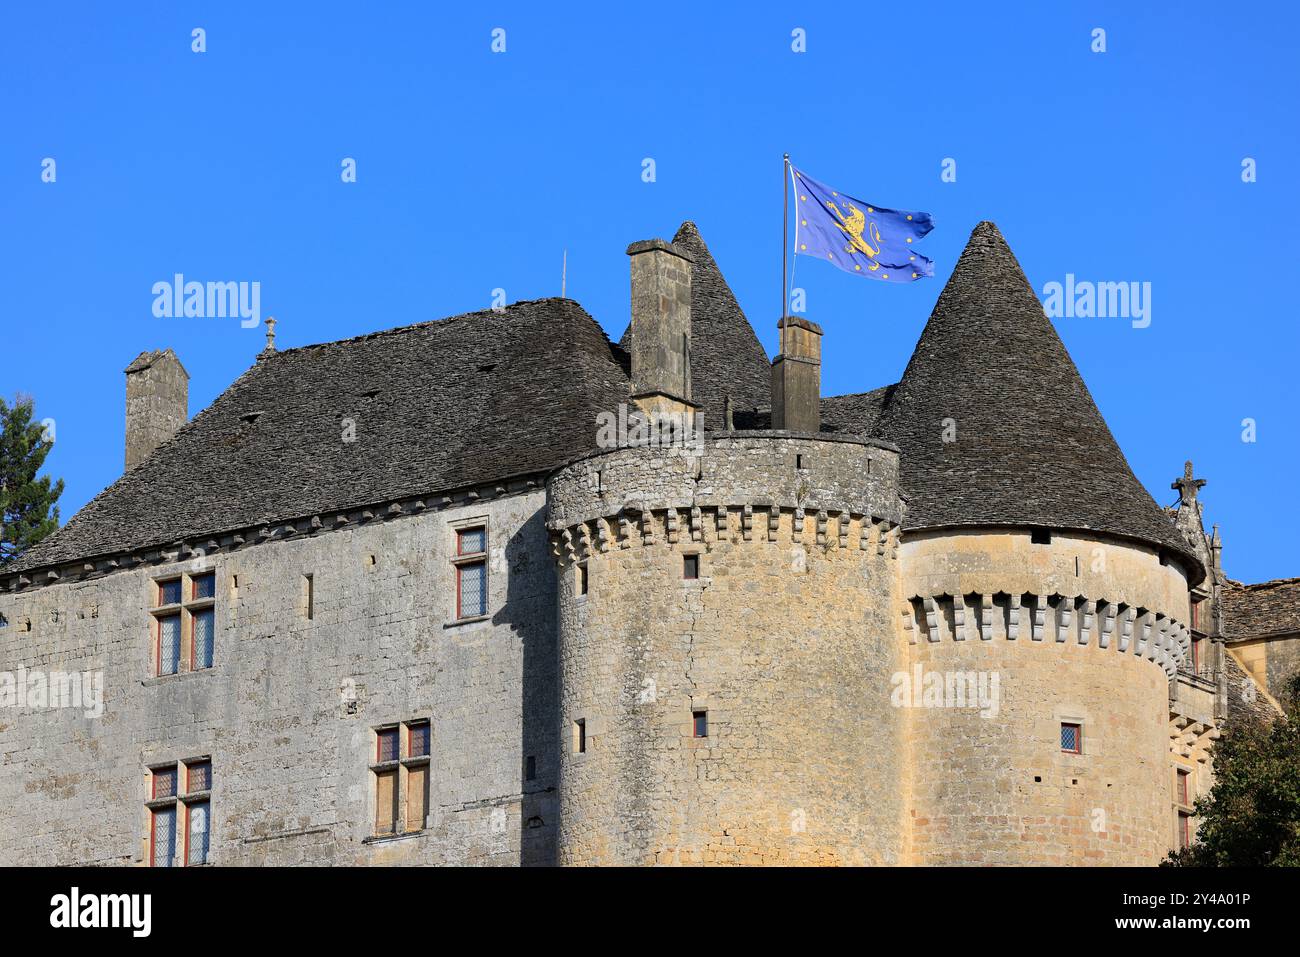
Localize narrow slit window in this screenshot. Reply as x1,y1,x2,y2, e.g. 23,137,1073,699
692,710,708,738
303,574,314,620
577,563,589,597
574,719,586,754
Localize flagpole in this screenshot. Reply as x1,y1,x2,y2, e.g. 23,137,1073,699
782,152,790,357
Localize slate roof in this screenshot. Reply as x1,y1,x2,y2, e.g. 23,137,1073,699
8,298,631,574
873,221,1201,579
820,385,897,437
620,222,771,427
1221,578,1300,640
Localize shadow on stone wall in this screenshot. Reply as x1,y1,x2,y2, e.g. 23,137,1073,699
497,504,559,866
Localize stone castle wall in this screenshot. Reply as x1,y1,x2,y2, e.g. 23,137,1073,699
548,434,907,864
898,530,1192,864
0,491,557,866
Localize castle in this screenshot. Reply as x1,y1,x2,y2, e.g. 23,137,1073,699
1,220,1295,866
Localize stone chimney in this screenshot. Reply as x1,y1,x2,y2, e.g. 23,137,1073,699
125,349,189,470
771,316,822,432
626,239,697,422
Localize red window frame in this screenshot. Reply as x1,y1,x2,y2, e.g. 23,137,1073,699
191,572,215,601
157,578,181,607
149,806,171,867
1177,769,1189,805
376,727,400,763
151,765,177,799
1179,811,1192,849
1061,722,1082,754
186,760,211,793
407,721,430,758
154,612,181,676
183,799,210,866
454,526,488,620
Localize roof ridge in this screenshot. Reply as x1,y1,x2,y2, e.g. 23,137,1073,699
267,297,586,357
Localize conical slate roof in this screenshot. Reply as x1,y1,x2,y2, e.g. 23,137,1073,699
875,221,1200,579
620,222,771,427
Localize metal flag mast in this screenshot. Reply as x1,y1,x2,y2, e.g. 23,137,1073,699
782,152,790,358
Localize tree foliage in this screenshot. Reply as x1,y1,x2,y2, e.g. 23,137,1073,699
0,395,64,566
1165,671,1300,866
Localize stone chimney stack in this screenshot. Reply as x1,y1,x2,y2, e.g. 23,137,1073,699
626,239,697,422
771,317,822,432
125,349,189,470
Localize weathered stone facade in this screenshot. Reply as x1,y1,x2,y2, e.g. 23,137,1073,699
0,491,559,866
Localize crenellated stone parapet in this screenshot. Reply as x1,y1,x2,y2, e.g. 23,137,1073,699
901,590,1189,678
551,505,902,567
547,431,905,561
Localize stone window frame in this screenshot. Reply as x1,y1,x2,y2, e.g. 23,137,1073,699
681,549,703,583
1172,763,1196,850
144,756,213,867
1174,765,1192,808
368,719,432,839
450,518,490,623
149,571,217,678
576,561,589,601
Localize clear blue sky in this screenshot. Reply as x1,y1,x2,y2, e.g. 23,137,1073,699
2,2,1296,583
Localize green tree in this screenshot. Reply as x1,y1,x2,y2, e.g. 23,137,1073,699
1164,672,1300,866
0,395,64,566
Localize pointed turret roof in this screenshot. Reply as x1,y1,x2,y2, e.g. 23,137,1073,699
620,222,770,426
875,221,1201,581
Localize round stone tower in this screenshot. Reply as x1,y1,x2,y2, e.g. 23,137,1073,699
877,222,1204,865
547,432,906,865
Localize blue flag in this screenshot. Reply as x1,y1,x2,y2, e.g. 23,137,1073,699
792,166,934,282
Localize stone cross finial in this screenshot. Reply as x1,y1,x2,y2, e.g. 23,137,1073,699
1172,459,1205,506
262,316,277,354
